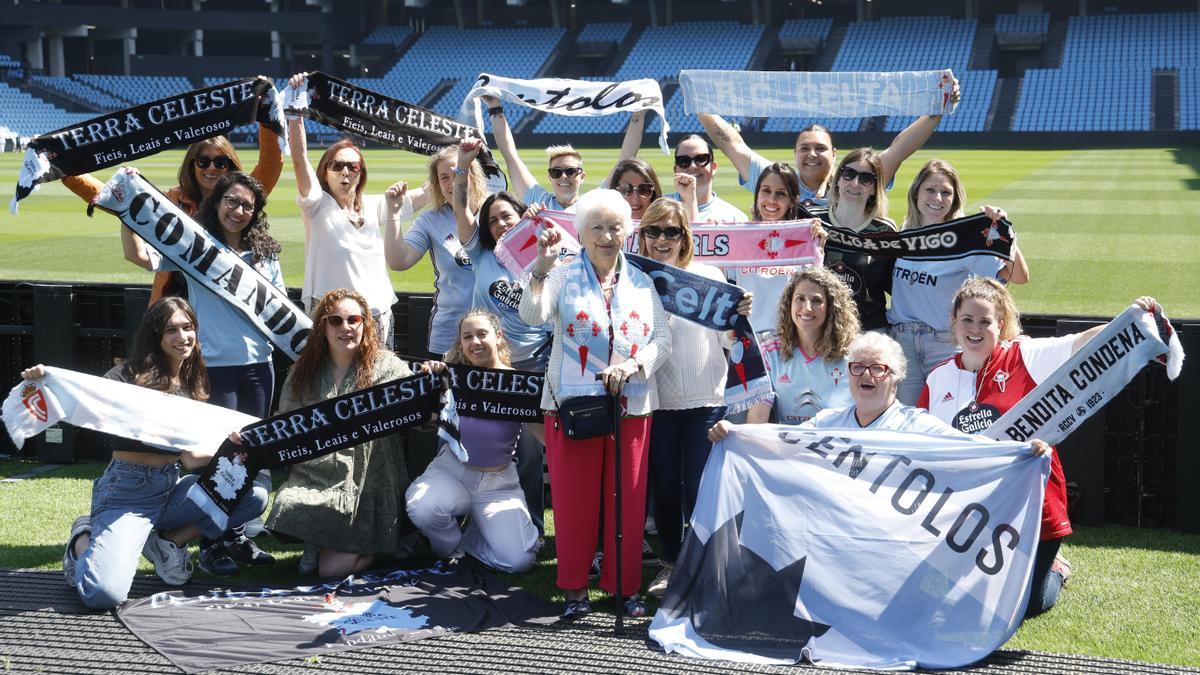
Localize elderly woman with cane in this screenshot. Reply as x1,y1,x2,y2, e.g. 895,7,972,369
519,189,671,620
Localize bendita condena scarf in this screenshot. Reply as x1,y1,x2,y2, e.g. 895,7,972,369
557,250,656,401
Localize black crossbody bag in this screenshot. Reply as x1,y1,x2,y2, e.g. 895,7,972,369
554,393,613,440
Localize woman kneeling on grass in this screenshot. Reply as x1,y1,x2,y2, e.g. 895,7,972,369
405,310,541,573
33,297,268,610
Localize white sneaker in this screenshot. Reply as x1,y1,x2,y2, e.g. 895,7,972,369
142,532,193,585
298,542,318,575
648,564,673,598
63,515,91,586
242,517,266,538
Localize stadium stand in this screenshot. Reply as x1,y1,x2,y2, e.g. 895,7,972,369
1012,13,1200,131
884,69,997,133
778,18,834,43
534,21,763,136
0,82,92,137
995,13,1050,36
577,22,631,45
361,25,414,46
1182,68,1200,131
74,75,194,107
30,75,128,112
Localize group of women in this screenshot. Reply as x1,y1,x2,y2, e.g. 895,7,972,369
28,73,1164,629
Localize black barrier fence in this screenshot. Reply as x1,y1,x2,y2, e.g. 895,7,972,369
0,281,1196,532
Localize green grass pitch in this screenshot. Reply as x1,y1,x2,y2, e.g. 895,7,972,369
1,146,1198,319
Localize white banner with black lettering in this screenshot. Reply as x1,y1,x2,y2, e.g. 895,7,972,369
678,69,958,119
2,366,255,453
984,305,1185,446
91,169,311,361
459,73,671,152
650,424,1047,669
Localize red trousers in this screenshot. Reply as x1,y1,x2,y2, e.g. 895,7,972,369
544,413,651,596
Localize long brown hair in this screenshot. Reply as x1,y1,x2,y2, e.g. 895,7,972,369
288,289,381,400
125,297,209,400
751,162,803,221
951,277,1022,343
829,148,889,222
607,158,663,200
903,159,966,230
195,172,281,263
775,266,860,363
428,145,488,212
177,136,242,208
316,139,368,214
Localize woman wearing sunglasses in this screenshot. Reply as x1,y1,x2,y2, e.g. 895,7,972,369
888,160,1030,404
806,149,898,333
117,171,282,569
64,76,284,302
636,197,752,598
384,138,489,357
607,158,663,221
288,73,421,349
266,288,414,578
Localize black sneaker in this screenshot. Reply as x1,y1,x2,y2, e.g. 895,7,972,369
561,597,592,621
198,538,239,577
224,534,275,566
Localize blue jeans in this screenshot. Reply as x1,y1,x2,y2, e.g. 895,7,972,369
1026,537,1065,617
890,322,959,406
649,406,726,564
73,459,268,610
207,361,275,418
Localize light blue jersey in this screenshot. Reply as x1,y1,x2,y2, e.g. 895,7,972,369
524,184,576,212
665,191,748,223
738,151,829,207
804,400,968,435
469,244,552,370
156,251,284,367
404,205,476,354
886,256,1006,330
761,336,852,424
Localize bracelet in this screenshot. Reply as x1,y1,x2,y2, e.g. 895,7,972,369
452,167,467,176
531,269,548,282
487,106,504,117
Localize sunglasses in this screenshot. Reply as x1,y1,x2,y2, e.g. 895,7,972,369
839,166,877,187
329,160,363,174
324,314,365,328
848,362,891,379
194,155,232,170
220,195,256,214
674,153,712,169
617,183,655,198
640,225,684,240
547,166,583,179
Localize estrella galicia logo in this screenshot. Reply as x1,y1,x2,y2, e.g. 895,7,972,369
489,279,522,311
953,401,1001,434
828,260,863,296
444,235,472,270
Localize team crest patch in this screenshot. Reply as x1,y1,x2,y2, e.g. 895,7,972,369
992,369,1010,392
21,383,47,423
981,221,1011,248
830,366,844,386
757,230,808,259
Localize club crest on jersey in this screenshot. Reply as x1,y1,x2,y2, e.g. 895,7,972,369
992,369,1010,392
830,366,844,386
444,235,473,270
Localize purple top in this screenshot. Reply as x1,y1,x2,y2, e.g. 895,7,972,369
460,416,521,469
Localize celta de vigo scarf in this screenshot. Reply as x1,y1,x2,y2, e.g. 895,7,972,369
91,169,312,361
460,73,671,153
556,249,656,401
2,366,256,453
13,76,286,212
678,69,958,119
811,208,1017,262
190,371,446,529
984,305,1185,445
283,71,507,192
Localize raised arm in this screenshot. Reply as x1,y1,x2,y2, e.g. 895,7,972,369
698,113,754,183
606,110,648,186
382,182,426,272
1070,296,1161,353
878,77,961,186
485,95,537,201
982,205,1029,284
286,73,318,198
453,140,483,244
119,223,154,271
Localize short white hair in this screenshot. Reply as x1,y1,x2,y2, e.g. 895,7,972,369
848,331,907,383
574,188,632,238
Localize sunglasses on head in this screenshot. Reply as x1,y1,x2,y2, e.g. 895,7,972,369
547,166,582,179
329,160,363,174
839,166,877,187
617,183,655,198
220,195,255,214
324,314,365,328
640,225,684,241
848,361,891,378
194,155,232,170
674,153,712,169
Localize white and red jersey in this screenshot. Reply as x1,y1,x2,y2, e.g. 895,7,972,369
919,335,1076,540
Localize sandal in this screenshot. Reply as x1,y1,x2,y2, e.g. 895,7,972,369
561,597,592,621
623,594,648,618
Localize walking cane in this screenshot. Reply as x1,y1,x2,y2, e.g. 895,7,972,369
611,389,623,635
